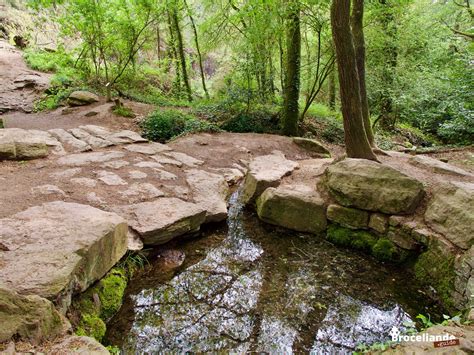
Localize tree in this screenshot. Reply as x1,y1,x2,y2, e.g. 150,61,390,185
331,0,377,160
282,0,301,136
351,0,375,146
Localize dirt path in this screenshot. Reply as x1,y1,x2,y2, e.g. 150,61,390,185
0,40,50,113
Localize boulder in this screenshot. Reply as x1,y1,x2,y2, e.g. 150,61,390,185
48,129,91,152
325,159,425,214
0,202,128,311
114,198,207,245
68,128,112,149
256,186,327,234
327,204,369,229
409,155,473,177
0,128,62,160
292,137,330,155
68,91,99,106
185,169,229,223
425,182,474,250
241,151,299,205
0,287,64,343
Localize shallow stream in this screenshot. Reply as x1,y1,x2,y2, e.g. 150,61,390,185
106,189,442,353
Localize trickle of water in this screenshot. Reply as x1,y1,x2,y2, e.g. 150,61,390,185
107,189,442,354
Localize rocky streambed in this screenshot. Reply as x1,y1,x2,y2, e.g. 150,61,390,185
105,189,443,353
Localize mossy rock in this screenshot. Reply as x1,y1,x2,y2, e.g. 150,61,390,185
372,238,397,261
73,267,128,342
327,224,352,246
414,245,455,309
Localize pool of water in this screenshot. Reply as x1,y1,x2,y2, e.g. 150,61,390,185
105,190,443,353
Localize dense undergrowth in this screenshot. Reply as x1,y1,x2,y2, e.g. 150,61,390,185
23,47,472,148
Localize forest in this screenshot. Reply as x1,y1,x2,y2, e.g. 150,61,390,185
0,0,473,353
5,0,473,150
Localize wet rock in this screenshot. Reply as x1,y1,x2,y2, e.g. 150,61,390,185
68,91,99,106
327,204,369,230
124,143,171,155
325,159,425,214
58,151,125,166
114,198,206,245
96,170,128,186
241,151,299,205
292,137,330,155
0,287,64,343
164,151,204,167
49,335,109,354
256,185,327,234
0,202,128,311
48,129,91,152
31,184,66,196
409,155,473,177
425,182,474,250
185,169,229,223
369,213,389,234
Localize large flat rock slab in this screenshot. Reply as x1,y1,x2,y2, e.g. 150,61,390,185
241,151,299,204
409,155,473,177
256,185,327,234
325,158,425,215
57,151,125,166
0,128,63,160
114,198,207,246
0,202,128,309
425,182,474,250
185,169,229,223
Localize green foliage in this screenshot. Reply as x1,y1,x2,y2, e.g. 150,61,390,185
75,313,106,341
98,269,128,320
371,238,396,261
141,109,220,142
351,231,377,251
24,47,74,73
326,224,352,246
112,105,135,118
141,109,190,142
33,87,72,111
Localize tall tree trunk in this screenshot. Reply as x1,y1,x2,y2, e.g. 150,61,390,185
377,0,397,130
328,63,336,110
351,0,375,147
331,0,377,160
184,0,209,99
170,4,192,102
282,0,301,136
167,10,181,93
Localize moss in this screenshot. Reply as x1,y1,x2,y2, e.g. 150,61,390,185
326,224,352,246
351,231,377,251
414,248,455,308
98,269,127,320
76,313,106,341
73,267,128,342
372,238,396,261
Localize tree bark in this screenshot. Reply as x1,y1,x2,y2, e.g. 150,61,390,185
282,0,301,136
351,0,375,147
331,0,377,160
328,64,336,110
170,4,193,102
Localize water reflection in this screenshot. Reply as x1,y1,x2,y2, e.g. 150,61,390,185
111,189,440,353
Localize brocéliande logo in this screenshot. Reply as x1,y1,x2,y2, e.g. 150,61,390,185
389,327,460,348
